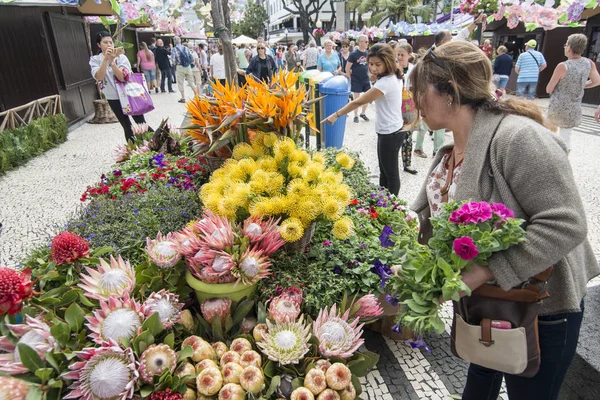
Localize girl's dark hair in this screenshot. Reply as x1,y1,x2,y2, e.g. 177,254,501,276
95,31,112,54
367,43,402,80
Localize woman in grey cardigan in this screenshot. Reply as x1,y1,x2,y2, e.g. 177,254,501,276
409,41,599,399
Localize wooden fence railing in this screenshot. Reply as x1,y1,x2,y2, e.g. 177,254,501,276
0,95,62,133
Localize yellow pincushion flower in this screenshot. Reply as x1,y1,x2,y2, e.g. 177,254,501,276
202,193,222,214
211,169,228,181
322,198,344,220
275,139,296,157
238,158,258,176
305,164,323,183
232,143,255,160
263,132,278,148
290,200,320,224
333,216,355,240
280,218,305,242
334,185,352,203
312,152,325,164
258,157,278,172
252,142,267,157
250,198,274,217
230,183,251,206
249,170,269,194
269,195,288,215
227,165,248,182
287,179,310,197
251,131,266,147
290,149,310,164
287,162,304,178
335,152,356,170
266,173,285,195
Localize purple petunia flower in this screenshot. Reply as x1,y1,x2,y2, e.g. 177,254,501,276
392,321,402,334
371,260,392,290
449,201,493,225
386,294,399,306
379,226,396,248
406,336,431,352
453,236,479,261
491,203,515,221
333,265,343,274
150,153,166,168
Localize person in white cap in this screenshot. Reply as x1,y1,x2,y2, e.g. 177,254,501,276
514,39,547,99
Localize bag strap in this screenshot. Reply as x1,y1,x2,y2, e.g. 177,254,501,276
528,51,540,68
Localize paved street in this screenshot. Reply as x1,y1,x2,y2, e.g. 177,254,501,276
1,88,599,399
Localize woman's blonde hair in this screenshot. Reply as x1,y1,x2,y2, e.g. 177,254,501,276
398,42,413,54
410,41,547,127
140,41,152,62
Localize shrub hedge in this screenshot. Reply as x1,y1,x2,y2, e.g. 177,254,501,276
0,114,68,175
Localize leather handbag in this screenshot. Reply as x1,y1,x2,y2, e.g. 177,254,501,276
450,267,553,377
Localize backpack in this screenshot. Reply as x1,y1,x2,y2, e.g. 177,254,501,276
177,46,193,67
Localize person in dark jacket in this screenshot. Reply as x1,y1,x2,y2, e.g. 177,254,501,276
247,45,277,83
492,45,513,95
155,39,175,93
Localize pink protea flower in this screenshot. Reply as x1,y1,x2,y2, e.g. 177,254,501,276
139,344,177,383
174,228,203,258
143,290,184,329
200,298,232,324
130,140,151,157
78,255,135,301
352,294,384,319
278,286,303,307
0,315,57,375
268,296,301,323
50,232,90,265
196,211,235,250
131,122,149,136
453,236,479,261
256,316,311,365
313,304,364,359
86,294,146,344
0,267,33,315
62,341,138,400
0,376,30,399
232,248,271,286
113,145,130,163
242,217,285,256
194,265,237,284
146,232,182,268
197,249,236,277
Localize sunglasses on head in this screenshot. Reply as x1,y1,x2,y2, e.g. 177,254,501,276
425,45,447,70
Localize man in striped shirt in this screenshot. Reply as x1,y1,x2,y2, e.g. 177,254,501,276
515,39,547,99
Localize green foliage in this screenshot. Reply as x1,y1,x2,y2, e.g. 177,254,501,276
66,185,201,266
234,0,269,39
0,114,67,175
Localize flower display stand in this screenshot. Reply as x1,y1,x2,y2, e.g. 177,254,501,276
186,271,258,302
366,293,413,341
284,222,316,253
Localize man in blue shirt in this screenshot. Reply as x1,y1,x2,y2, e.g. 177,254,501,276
515,39,547,99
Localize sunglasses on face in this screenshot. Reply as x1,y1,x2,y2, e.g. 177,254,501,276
258,47,265,50
425,45,447,70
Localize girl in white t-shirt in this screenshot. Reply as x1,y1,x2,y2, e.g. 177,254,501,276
323,43,405,195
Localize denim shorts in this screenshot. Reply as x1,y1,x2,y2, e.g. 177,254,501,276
494,74,509,89
142,68,156,82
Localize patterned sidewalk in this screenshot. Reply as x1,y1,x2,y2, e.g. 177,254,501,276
1,90,599,399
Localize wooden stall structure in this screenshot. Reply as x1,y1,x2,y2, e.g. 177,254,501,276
0,2,103,126
582,9,600,105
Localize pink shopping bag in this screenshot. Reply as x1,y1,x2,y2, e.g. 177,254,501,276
115,73,155,116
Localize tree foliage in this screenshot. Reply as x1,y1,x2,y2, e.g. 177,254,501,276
282,0,329,43
234,0,268,39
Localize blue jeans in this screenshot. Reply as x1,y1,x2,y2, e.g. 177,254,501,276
516,81,537,99
462,300,584,400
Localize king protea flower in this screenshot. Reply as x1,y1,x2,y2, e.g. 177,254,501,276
143,290,184,329
231,249,271,286
86,294,145,344
351,294,383,320
256,315,311,365
146,232,182,268
113,145,130,163
200,298,232,324
196,211,234,250
0,266,33,315
131,122,149,136
78,256,135,301
242,217,285,256
313,304,364,359
174,228,203,258
63,341,138,400
0,316,57,375
50,232,90,265
268,296,301,323
139,344,177,383
0,376,30,399
278,287,303,307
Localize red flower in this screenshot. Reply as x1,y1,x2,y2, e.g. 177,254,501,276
50,232,90,265
349,199,359,205
369,206,379,219
149,389,183,400
0,267,33,315
453,236,479,261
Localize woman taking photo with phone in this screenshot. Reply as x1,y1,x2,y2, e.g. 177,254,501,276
90,31,152,142
323,43,405,195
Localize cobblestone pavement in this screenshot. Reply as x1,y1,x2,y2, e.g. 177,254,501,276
1,91,599,399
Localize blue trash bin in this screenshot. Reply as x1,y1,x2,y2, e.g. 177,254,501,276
319,76,350,149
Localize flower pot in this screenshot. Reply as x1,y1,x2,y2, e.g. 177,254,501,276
185,271,258,303
284,222,316,253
